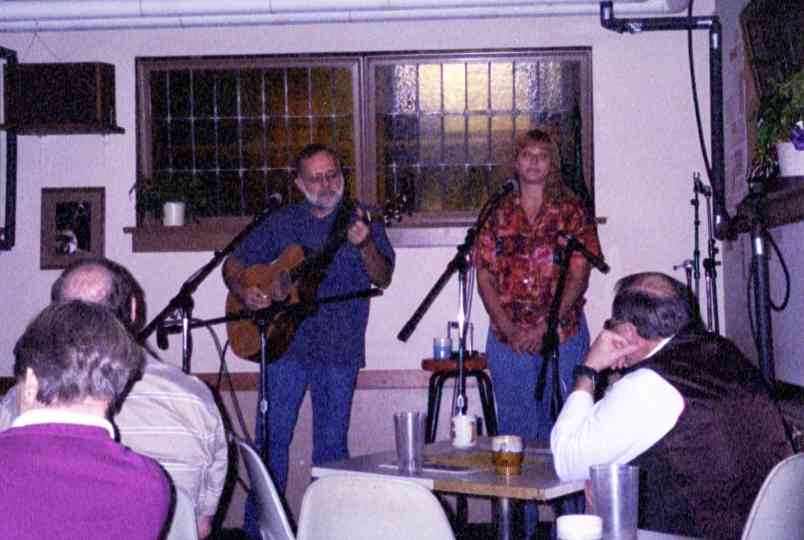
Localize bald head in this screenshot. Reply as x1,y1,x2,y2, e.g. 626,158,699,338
57,264,114,304
51,258,140,331
612,272,698,340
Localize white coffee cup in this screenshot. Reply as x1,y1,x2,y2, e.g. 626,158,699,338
162,201,186,226
556,514,603,540
450,414,477,448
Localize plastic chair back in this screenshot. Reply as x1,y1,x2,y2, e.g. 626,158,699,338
235,437,295,540
166,487,198,540
296,474,455,540
740,453,804,540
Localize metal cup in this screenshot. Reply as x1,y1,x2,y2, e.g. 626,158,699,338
393,411,426,473
589,464,639,540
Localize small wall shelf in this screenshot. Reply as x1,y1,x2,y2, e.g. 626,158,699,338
731,177,804,234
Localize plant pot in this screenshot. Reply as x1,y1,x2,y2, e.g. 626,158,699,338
162,201,186,226
777,142,804,178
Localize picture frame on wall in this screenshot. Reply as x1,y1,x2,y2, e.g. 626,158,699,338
40,187,105,270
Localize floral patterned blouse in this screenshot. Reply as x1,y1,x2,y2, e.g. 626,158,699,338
475,190,601,345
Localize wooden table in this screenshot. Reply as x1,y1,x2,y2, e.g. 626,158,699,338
312,437,584,540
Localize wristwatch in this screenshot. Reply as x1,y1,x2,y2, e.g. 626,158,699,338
572,364,599,386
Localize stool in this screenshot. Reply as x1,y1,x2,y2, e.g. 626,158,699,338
421,353,498,444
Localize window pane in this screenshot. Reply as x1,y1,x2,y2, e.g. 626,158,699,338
490,63,513,111
240,69,263,118
419,64,441,113
443,63,465,113
466,64,488,112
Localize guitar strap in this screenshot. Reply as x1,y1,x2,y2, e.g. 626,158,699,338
311,197,358,273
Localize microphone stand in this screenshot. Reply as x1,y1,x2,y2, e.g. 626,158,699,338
139,200,282,373
534,243,572,420
690,173,703,302
673,259,694,292
398,183,513,416
700,180,721,334
535,235,608,420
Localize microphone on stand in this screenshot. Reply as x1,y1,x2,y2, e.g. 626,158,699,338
499,178,519,195
694,176,712,196
266,192,283,207
673,259,694,271
557,232,610,274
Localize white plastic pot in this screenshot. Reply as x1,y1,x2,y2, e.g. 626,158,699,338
777,142,804,178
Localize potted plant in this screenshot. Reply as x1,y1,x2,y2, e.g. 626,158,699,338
133,175,210,226
753,68,804,179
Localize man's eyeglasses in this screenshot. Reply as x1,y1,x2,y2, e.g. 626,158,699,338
303,169,342,186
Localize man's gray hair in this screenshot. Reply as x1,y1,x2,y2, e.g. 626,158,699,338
13,301,145,408
612,272,698,339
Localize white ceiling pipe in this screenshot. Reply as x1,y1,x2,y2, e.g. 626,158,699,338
267,0,652,10
0,0,672,20
0,0,691,33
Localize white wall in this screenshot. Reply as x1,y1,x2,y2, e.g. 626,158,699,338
0,4,719,377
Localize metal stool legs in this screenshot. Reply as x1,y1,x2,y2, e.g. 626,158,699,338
425,370,497,444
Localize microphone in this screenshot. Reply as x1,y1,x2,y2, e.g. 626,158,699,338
267,192,283,206
558,232,610,274
500,178,518,195
694,177,711,196
673,259,694,271
156,320,169,350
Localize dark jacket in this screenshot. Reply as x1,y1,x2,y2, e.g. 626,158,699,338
630,328,792,540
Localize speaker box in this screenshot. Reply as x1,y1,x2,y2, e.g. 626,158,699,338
4,62,124,135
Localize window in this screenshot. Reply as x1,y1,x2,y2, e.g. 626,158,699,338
137,56,361,220
135,49,592,245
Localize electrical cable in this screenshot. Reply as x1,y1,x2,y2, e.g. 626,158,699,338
765,234,792,311
197,320,256,446
745,233,792,353
686,0,713,183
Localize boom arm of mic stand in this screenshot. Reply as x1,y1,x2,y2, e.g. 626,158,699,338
397,186,505,342
397,245,469,342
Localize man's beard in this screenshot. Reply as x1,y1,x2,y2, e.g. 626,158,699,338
300,181,344,211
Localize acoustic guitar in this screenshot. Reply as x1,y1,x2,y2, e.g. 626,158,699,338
225,196,407,361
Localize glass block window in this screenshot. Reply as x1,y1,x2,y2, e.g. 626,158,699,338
137,57,359,220
136,49,592,232
369,50,592,219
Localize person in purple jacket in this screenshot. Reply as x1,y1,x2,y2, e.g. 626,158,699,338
0,300,171,540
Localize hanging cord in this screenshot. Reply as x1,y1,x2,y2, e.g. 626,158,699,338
746,234,792,352
194,319,256,446
205,323,255,493
686,0,713,183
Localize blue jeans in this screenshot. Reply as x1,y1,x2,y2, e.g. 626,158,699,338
243,357,359,539
486,316,590,537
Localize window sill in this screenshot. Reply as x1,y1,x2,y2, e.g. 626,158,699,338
124,218,251,252
124,219,477,251
125,215,609,252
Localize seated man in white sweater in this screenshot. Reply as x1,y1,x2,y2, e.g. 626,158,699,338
550,272,791,540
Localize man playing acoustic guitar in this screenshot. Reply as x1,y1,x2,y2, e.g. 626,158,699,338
222,144,395,539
